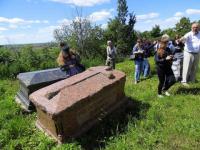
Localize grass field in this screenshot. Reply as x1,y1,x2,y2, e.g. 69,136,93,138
0,58,200,150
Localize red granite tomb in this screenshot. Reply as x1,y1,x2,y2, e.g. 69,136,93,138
30,66,126,143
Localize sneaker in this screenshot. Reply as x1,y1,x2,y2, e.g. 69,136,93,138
134,80,140,84
158,94,164,98
164,91,170,96
182,82,189,87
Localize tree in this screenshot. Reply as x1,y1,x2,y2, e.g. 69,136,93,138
117,0,128,25
104,19,121,44
162,28,176,39
175,17,191,36
150,25,161,38
140,31,151,40
54,17,105,58
105,0,136,56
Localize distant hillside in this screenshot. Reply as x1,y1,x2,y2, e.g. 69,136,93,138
1,42,57,49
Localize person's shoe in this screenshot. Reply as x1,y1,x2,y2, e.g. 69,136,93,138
158,94,164,98
143,76,148,79
164,91,170,96
134,80,140,84
182,82,189,87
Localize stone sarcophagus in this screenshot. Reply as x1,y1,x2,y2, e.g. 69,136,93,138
16,68,69,112
29,66,126,143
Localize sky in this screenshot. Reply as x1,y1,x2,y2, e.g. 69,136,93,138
0,0,200,45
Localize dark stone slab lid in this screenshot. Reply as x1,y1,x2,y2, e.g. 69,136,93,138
17,68,68,87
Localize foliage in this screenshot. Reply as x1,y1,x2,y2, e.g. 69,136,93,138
105,0,136,56
0,45,60,78
150,25,161,38
117,0,128,25
54,17,106,59
103,18,120,44
1,58,200,149
162,28,176,40
175,17,191,37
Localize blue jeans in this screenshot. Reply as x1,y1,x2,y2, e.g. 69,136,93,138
134,60,143,81
143,58,150,77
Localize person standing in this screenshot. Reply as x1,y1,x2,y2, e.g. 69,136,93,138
132,39,144,84
180,23,200,86
155,41,176,98
171,35,184,81
105,40,117,69
154,34,175,54
143,40,157,78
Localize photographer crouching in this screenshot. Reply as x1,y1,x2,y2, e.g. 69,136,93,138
57,42,85,77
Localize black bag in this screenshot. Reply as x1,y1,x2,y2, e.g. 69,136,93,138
78,63,86,71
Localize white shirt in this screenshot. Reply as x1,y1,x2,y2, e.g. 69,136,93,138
107,46,117,59
184,31,200,53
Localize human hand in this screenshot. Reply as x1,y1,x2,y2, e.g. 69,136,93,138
166,55,173,60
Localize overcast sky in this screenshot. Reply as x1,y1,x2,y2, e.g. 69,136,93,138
0,0,200,45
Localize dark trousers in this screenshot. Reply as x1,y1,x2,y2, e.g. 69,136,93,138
106,58,115,69
157,65,176,94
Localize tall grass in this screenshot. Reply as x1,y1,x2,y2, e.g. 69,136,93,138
0,58,200,149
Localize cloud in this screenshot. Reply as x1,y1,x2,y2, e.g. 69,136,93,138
0,27,8,31
88,9,113,22
57,9,113,26
43,20,49,24
135,16,181,32
165,16,180,23
0,25,61,45
50,0,110,7
0,17,49,25
186,9,200,15
38,25,60,33
174,12,184,17
101,23,107,29
57,18,72,25
137,12,159,21
9,24,18,29
0,34,26,45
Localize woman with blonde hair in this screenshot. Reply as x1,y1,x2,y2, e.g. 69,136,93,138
57,42,85,76
155,41,176,98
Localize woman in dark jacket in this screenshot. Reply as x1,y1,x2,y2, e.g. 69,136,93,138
155,41,176,98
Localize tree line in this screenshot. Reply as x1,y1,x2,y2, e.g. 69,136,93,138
0,0,199,78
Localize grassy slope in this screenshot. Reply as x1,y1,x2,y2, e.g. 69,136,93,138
0,58,200,150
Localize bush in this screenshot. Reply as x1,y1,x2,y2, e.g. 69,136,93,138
0,46,60,78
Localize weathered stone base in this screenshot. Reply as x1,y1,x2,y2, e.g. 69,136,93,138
15,68,69,112
15,92,34,112
36,97,128,143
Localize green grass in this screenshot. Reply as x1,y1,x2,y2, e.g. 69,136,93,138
1,58,200,149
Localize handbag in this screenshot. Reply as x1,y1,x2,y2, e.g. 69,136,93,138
130,54,136,60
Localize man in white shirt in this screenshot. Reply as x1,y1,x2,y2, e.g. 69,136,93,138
105,40,117,69
181,22,200,86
